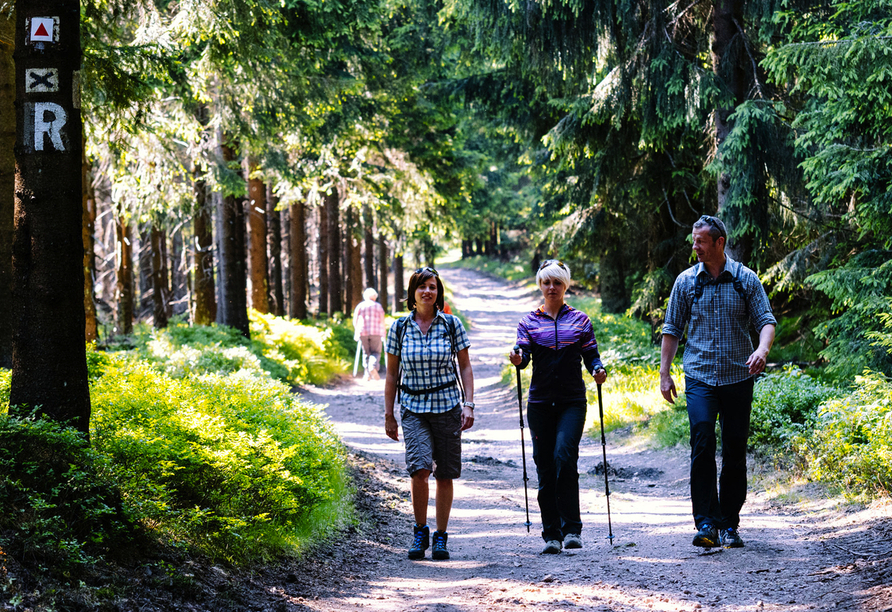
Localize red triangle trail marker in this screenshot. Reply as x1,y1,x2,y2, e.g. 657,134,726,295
30,18,56,42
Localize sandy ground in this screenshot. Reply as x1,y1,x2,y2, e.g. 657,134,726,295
292,267,892,612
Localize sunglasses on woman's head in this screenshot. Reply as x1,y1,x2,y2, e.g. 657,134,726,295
538,260,566,271
415,267,439,277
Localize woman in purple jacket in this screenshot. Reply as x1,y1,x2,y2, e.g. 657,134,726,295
509,260,607,554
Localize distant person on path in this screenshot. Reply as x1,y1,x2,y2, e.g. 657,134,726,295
509,260,607,554
353,287,386,380
660,215,776,549
383,267,475,561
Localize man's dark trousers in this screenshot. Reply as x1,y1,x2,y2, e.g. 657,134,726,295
685,376,754,530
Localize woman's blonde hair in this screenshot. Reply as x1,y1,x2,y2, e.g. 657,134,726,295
536,260,571,288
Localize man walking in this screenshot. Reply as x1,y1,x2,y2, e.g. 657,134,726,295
660,215,776,549
353,288,386,380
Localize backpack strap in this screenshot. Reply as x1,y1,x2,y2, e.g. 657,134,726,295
396,313,465,405
691,261,749,317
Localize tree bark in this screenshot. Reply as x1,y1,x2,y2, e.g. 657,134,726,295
115,218,134,335
11,2,90,430
137,226,152,318
317,200,329,316
378,237,389,315
348,209,363,311
281,206,291,317
246,156,269,313
82,149,97,342
326,189,342,315
169,225,186,316
267,184,284,316
344,205,354,314
216,137,249,337
0,5,13,368
151,224,169,328
289,199,307,319
192,179,216,325
363,203,375,291
712,0,751,264
393,252,404,313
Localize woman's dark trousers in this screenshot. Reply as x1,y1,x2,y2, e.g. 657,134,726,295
527,400,587,542
685,376,754,530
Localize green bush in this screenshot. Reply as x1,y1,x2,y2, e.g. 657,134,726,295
0,415,139,580
0,368,9,414
801,372,892,497
750,367,843,447
90,357,349,562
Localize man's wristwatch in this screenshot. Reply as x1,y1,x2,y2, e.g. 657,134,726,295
462,401,475,410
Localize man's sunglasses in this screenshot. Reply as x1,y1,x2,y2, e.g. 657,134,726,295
415,266,439,277
698,215,727,240
538,259,567,271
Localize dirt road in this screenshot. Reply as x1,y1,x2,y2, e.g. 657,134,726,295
294,267,892,612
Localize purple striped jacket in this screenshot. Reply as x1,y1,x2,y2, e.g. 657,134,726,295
515,304,604,404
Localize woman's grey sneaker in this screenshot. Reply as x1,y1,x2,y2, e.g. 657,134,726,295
563,533,582,549
541,539,562,554
408,524,430,559
692,523,719,548
721,527,744,548
431,530,450,560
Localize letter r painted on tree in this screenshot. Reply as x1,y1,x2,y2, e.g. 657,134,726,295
23,102,69,153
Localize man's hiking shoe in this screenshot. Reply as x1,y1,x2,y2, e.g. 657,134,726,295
541,539,562,554
721,527,745,548
692,523,719,548
563,533,583,549
432,530,450,560
408,524,429,560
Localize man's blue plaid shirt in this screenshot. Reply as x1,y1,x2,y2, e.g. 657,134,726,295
385,311,471,414
662,256,777,387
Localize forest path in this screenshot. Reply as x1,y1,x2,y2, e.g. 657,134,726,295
293,267,888,612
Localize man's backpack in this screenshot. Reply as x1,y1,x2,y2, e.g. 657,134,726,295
692,261,749,317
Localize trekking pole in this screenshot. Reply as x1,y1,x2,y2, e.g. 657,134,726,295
352,340,362,377
596,382,615,545
513,346,532,532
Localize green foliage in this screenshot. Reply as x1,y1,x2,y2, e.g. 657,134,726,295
90,358,349,562
750,368,843,448
808,251,892,377
0,368,9,414
0,415,139,581
802,372,892,497
127,313,351,386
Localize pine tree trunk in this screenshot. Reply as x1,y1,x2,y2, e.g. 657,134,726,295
192,179,216,325
344,206,355,314
712,0,752,264
326,189,342,315
216,137,249,337
151,225,169,329
138,226,152,318
349,210,363,310
267,185,284,316
11,3,90,429
289,199,307,319
82,149,98,342
317,201,329,316
0,4,13,368
115,218,134,336
246,156,269,313
281,206,291,316
378,238,389,315
393,253,404,313
169,226,186,316
363,204,375,291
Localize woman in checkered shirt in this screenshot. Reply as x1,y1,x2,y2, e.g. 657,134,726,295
383,267,475,561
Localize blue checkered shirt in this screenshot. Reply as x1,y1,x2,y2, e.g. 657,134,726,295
662,257,777,387
385,311,471,414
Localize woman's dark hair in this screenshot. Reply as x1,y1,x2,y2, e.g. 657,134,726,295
406,267,445,311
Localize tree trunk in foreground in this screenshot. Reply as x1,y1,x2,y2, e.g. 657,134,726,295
393,252,404,313
317,201,329,316
378,238,389,315
216,138,249,337
326,189,342,315
363,204,375,292
192,178,216,325
0,9,15,368
151,224,169,329
10,1,90,430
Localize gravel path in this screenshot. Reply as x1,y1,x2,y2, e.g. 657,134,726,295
293,267,890,612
